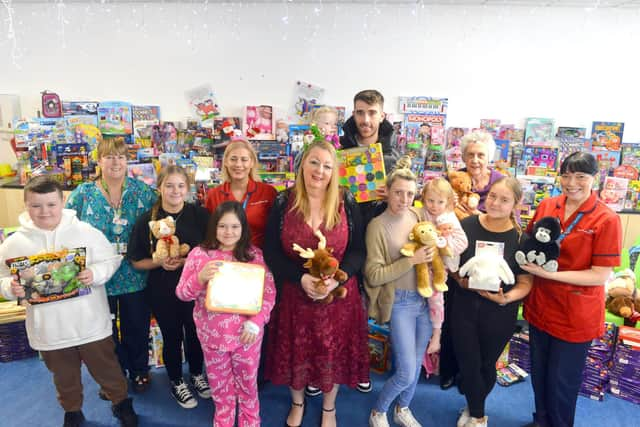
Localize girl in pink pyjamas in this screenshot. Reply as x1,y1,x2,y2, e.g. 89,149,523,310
176,201,276,427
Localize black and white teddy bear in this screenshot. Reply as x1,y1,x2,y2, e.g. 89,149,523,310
515,216,561,272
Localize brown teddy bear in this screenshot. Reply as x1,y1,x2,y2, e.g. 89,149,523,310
292,229,348,304
149,216,190,264
400,221,452,298
448,170,481,221
606,269,640,326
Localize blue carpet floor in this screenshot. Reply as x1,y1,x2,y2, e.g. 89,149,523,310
0,355,636,426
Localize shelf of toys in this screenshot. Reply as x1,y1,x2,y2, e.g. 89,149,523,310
1,93,640,240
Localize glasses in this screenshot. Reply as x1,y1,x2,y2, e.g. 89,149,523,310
307,159,333,171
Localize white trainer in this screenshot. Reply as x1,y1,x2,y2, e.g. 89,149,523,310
463,415,488,427
457,406,471,427
393,405,422,427
369,410,390,427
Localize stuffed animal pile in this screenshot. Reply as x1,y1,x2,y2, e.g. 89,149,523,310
448,171,480,220
515,216,561,272
292,229,348,304
149,216,190,263
400,221,452,298
605,269,640,326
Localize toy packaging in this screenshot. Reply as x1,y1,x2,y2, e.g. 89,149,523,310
480,118,501,137
62,101,98,116
41,91,62,118
445,127,468,171
205,262,265,315
369,333,391,374
556,126,587,139
368,319,391,373
291,80,325,124
5,248,88,305
337,143,387,203
588,150,621,189
185,84,219,128
398,96,448,120
496,124,515,140
600,176,628,212
132,106,160,147
591,121,624,151
497,363,529,387
524,117,555,147
244,105,274,140
213,116,241,141
97,102,133,135
128,163,157,188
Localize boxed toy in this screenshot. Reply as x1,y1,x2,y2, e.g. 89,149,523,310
337,143,387,203
5,248,88,305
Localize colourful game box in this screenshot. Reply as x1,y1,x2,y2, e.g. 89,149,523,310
337,143,387,203
5,248,88,305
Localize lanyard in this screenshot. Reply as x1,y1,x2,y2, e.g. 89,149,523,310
557,212,584,244
241,191,254,211
101,178,127,217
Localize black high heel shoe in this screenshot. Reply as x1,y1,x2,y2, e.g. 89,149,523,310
285,400,305,427
320,407,336,427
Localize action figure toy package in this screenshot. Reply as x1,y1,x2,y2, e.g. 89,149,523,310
5,248,88,305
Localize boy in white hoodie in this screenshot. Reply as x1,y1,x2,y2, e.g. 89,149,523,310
0,176,138,427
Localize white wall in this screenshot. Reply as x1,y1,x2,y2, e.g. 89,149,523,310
1,1,640,154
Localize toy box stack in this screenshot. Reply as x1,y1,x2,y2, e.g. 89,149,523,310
0,301,36,362
579,322,617,401
608,326,640,405
507,328,531,373
368,319,391,374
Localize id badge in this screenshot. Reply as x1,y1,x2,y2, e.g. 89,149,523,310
112,242,128,255
113,217,128,226
112,217,128,236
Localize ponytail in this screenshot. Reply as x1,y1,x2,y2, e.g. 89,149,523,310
148,197,162,256
510,210,522,237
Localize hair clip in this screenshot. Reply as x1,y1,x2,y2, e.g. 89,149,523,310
302,124,341,151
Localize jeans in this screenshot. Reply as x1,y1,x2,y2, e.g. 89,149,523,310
374,289,432,413
529,324,590,427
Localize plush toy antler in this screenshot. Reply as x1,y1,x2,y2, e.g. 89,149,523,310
291,230,348,304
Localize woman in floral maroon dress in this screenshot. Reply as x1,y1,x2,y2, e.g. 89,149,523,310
263,140,369,427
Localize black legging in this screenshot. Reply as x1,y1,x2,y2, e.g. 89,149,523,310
439,277,459,384
149,290,204,382
451,289,519,418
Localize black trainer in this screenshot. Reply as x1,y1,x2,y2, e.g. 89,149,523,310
356,381,372,393
112,397,138,427
171,379,198,409
63,411,85,427
304,385,322,397
190,374,211,399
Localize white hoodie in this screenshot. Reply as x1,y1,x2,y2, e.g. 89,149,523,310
0,209,122,350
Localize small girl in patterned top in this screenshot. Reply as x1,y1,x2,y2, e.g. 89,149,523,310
176,201,276,427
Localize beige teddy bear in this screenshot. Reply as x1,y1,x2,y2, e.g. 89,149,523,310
149,216,190,264
448,170,481,221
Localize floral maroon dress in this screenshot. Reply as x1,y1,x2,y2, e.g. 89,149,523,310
265,199,370,392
